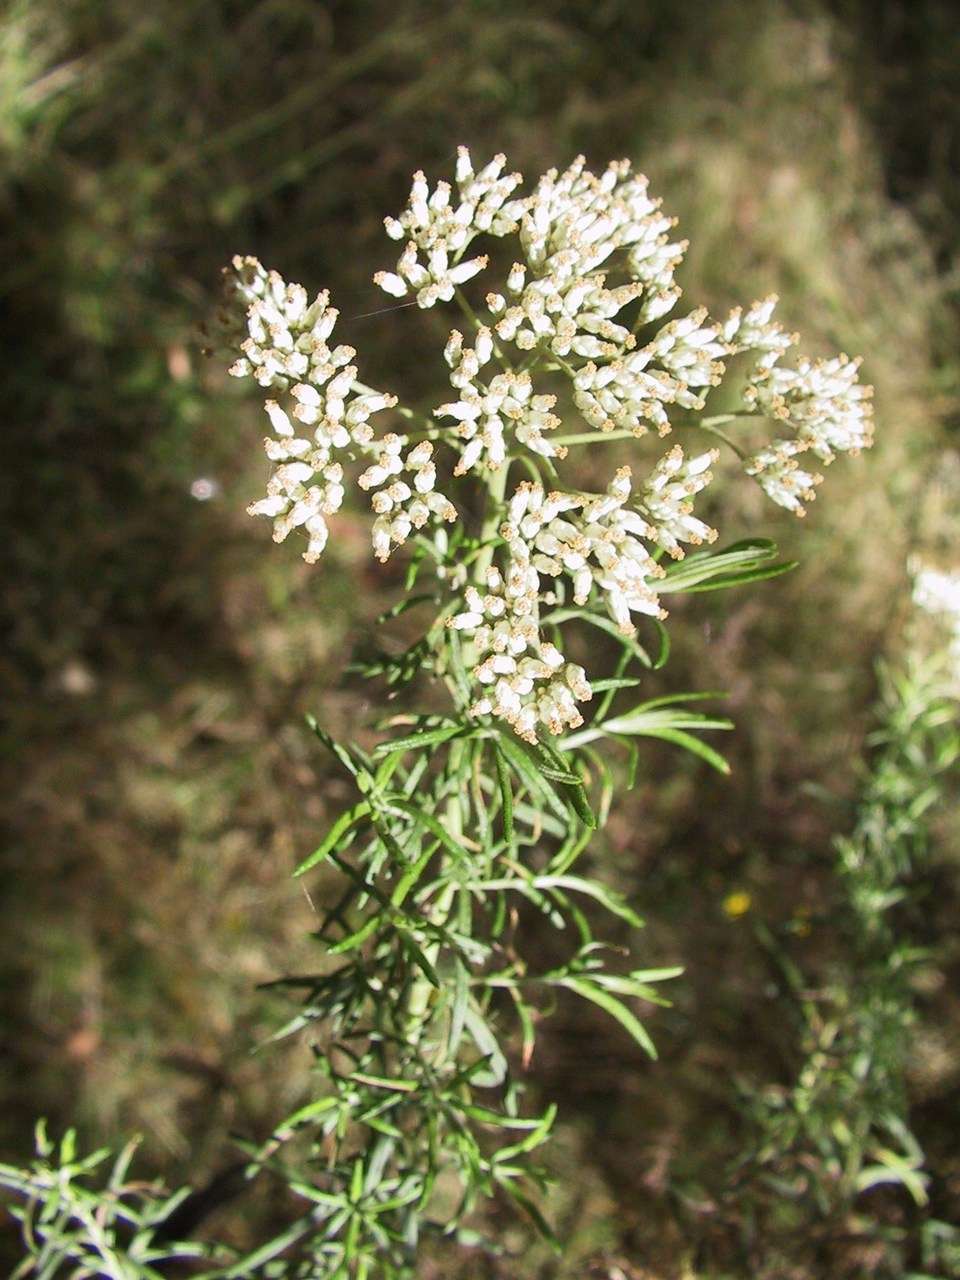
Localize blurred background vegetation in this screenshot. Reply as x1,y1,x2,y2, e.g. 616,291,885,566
2,0,959,1275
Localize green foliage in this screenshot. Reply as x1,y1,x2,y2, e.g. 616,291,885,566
739,653,960,1270
0,1122,207,1278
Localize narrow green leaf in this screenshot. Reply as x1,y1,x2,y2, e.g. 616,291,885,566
372,725,464,759
589,676,644,693
621,726,731,774
651,618,671,669
348,1072,418,1093
385,798,465,862
566,780,597,828
274,1097,339,1138
658,538,796,594
494,1181,560,1251
294,802,371,877
561,977,658,1058
521,738,582,785
375,593,434,624
390,841,438,908
328,912,382,955
493,743,514,843
495,733,570,822
305,715,361,779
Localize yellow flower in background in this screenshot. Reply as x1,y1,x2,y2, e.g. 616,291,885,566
723,890,752,918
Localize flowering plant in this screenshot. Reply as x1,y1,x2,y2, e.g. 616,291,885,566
197,148,876,1274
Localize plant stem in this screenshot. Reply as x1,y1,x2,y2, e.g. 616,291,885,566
675,413,750,459
401,462,509,1052
552,428,645,446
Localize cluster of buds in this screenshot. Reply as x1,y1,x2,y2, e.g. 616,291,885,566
220,264,356,393
721,295,797,370
744,353,875,464
483,158,688,360
520,157,685,321
374,149,524,308
718,296,874,514
744,439,822,516
506,471,667,635
487,264,643,360
217,257,459,566
739,351,875,515
573,308,726,436
448,549,592,742
248,401,347,563
638,446,719,558
358,436,456,562
435,327,566,473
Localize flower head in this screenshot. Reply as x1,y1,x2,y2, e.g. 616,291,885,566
359,437,456,561
374,150,524,308
215,151,876,741
435,328,565,474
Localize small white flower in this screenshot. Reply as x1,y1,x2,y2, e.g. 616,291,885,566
360,437,456,561
744,353,875,464
247,434,345,565
232,271,399,564
496,156,689,354
449,545,593,741
220,261,357,394
722,295,796,370
503,471,667,637
744,439,822,516
639,445,719,558
573,308,725,436
435,328,566,474
374,150,524,309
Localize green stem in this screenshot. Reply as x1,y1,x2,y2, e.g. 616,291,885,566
676,417,748,460
552,428,643,446
453,288,511,372
401,462,509,1053
554,413,756,455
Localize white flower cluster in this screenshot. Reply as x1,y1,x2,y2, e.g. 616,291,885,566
449,450,716,737
740,353,875,515
248,399,348,563
721,295,796,369
435,327,566,474
518,157,686,322
215,150,876,742
487,265,643,360
374,149,524,308
484,157,687,361
745,354,875,463
358,436,456,562
219,257,456,564
743,440,822,517
222,261,356,393
716,296,875,516
448,547,592,742
503,470,666,633
573,308,726,437
639,446,719,558
912,561,960,678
